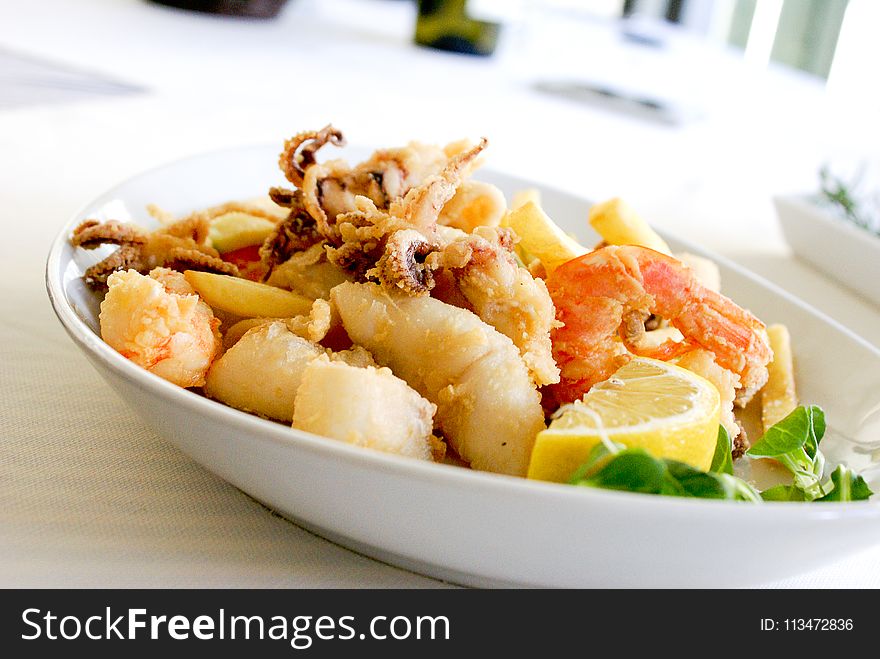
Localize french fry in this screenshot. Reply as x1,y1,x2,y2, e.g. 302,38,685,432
505,201,588,275
184,270,312,319
588,198,672,255
511,188,541,210
208,212,276,253
761,324,798,432
504,189,538,260
506,188,553,265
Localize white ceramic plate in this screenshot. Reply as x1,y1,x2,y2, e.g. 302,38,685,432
775,194,880,308
47,145,880,588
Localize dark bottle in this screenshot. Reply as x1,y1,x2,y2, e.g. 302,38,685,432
415,0,500,57
147,0,289,19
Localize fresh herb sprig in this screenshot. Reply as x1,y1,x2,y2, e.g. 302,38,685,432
747,406,872,502
819,165,880,238
746,405,825,499
569,406,873,503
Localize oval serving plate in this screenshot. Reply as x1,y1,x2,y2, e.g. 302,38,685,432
47,144,880,588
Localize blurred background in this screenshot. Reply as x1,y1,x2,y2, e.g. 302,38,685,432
1,0,878,324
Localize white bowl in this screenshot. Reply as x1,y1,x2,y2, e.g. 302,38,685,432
47,145,880,587
775,194,880,307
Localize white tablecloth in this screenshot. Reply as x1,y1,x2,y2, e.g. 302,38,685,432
2,0,878,588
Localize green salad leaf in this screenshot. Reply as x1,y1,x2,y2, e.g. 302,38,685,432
567,405,873,504
817,465,874,502
573,449,667,494
570,442,761,502
667,461,761,502
567,440,621,484
759,485,806,502
709,425,734,475
747,405,826,499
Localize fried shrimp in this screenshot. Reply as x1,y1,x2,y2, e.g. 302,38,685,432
331,281,545,476
441,227,559,386
676,348,743,444
99,268,221,388
546,245,771,407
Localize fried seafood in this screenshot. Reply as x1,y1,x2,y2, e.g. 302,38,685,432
292,357,436,461
72,127,802,481
207,316,438,462
205,294,375,424
384,139,488,240
260,189,325,277
99,268,221,388
331,281,545,476
324,196,398,281
437,180,506,232
265,243,351,300
221,298,334,350
330,345,378,369
205,320,324,422
300,140,488,291
676,348,742,444
546,245,772,409
278,125,473,231
222,316,274,351
440,227,559,386
263,126,500,287
370,228,438,295
278,125,347,189
71,218,237,288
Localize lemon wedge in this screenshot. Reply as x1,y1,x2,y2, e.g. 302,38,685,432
527,357,721,483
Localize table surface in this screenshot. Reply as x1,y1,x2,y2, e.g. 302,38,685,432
2,0,879,588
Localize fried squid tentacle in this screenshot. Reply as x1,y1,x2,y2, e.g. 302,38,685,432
370,229,439,296
71,219,237,288
279,124,346,188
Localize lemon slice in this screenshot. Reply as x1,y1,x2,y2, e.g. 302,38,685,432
527,358,721,483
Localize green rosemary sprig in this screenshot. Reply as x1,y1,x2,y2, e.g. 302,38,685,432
818,165,879,237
